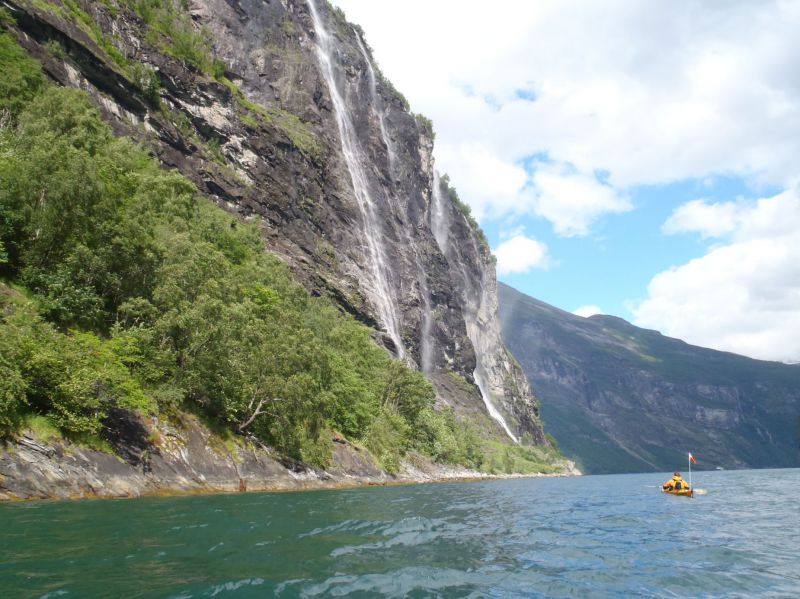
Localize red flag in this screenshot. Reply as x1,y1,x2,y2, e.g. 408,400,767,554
689,452,697,464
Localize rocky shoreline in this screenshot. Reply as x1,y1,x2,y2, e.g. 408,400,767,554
0,412,579,502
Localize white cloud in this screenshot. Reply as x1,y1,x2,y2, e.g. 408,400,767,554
574,305,604,318
434,143,529,221
433,148,630,234
334,0,800,230
531,163,632,236
493,235,550,276
633,189,800,362
662,199,743,238
499,226,526,240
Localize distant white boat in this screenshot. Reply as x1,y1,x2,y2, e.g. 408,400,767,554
715,466,724,470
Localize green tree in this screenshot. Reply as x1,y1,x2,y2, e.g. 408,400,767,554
0,33,45,117
380,360,435,423
0,313,28,433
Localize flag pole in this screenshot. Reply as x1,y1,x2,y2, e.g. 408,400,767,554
688,453,693,498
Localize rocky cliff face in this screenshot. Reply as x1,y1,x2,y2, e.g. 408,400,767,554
498,283,800,473
3,0,544,443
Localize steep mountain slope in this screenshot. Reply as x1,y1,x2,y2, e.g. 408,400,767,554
498,283,800,474
190,0,543,443
1,0,549,456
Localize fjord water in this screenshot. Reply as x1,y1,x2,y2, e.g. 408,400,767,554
3,470,799,598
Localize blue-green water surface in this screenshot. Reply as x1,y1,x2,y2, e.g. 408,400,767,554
2,469,799,598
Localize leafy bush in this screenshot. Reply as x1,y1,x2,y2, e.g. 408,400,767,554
0,336,28,434
0,7,15,27
0,33,45,117
128,0,217,74
413,407,484,470
414,113,434,139
0,300,153,437
363,408,410,473
481,440,561,475
130,61,161,106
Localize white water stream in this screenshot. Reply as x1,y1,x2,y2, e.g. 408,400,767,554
473,365,519,443
308,0,405,358
430,169,518,442
354,26,435,373
418,268,435,374
353,30,397,173
430,171,450,256
308,0,516,439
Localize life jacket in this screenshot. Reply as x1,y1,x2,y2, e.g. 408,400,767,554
663,475,687,490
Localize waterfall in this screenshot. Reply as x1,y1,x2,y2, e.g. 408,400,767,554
308,0,405,358
354,25,435,373
474,364,519,443
418,272,435,374
430,171,450,256
430,170,518,443
353,30,397,172
464,281,520,444
308,0,515,438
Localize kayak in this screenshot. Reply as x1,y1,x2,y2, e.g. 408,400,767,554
662,487,693,497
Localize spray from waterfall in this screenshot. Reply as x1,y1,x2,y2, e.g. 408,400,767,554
308,0,405,358
430,167,518,443
464,281,519,444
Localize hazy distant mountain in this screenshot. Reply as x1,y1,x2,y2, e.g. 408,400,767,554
498,283,800,474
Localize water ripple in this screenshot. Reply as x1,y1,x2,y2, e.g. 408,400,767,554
1,470,799,597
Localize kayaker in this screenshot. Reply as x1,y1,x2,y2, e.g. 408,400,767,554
662,472,686,492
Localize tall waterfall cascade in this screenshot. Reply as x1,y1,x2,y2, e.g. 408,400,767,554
430,171,450,256
308,0,523,443
430,170,519,443
353,25,435,374
353,30,397,172
307,0,405,358
418,276,435,374
473,367,519,443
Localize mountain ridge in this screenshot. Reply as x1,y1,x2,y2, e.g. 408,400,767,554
498,282,800,474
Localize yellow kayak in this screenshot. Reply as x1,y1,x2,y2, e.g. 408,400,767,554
662,472,692,497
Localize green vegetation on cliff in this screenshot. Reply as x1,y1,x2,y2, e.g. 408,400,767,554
0,33,486,471
438,174,491,254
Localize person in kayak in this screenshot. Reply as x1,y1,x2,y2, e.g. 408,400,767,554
662,472,688,492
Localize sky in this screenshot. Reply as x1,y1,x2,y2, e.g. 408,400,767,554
332,0,800,363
